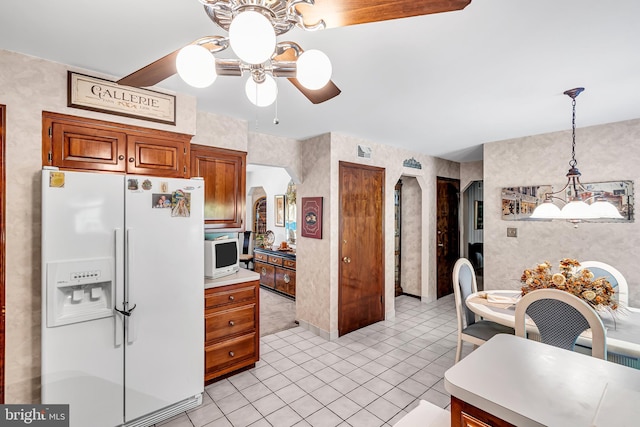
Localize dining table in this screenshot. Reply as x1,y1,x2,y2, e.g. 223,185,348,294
465,289,640,362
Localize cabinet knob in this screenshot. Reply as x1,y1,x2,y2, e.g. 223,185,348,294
284,274,290,284
229,320,235,326
128,157,135,162
229,295,235,301
229,351,235,357
261,268,266,276
118,155,125,160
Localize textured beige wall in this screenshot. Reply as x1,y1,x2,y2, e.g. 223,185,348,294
484,118,640,307
461,161,483,193
248,132,302,183
296,134,332,337
192,111,247,151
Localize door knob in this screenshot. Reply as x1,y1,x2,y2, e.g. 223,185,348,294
342,257,351,264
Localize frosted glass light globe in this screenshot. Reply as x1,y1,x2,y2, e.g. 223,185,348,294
245,75,278,107
297,49,332,90
229,11,276,65
176,45,217,88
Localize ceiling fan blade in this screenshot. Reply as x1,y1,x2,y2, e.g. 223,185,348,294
289,78,341,104
296,0,471,29
117,49,180,87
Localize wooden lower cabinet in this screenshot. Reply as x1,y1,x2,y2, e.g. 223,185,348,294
451,396,515,427
204,280,260,383
254,248,296,298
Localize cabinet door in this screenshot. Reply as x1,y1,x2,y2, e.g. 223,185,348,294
190,144,246,229
255,261,275,289
275,267,296,297
47,120,127,172
126,134,188,178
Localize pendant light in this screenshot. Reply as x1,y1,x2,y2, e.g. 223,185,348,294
530,88,622,222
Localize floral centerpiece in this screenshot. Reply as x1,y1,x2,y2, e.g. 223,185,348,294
520,258,618,312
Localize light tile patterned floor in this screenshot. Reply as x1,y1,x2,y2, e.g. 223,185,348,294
158,294,469,427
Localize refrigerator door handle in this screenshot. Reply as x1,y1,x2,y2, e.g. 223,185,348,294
126,228,138,344
114,228,124,347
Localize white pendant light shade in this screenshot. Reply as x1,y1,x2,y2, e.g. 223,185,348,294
559,200,598,220
530,201,562,219
229,11,276,65
589,200,623,219
245,75,278,107
176,44,217,88
296,49,332,90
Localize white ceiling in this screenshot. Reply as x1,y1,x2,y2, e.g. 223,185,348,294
1,0,639,162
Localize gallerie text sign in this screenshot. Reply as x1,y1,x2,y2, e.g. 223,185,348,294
68,72,176,125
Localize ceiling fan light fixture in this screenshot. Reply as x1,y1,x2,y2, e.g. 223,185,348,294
176,44,217,88
245,74,278,107
296,49,332,90
229,10,276,65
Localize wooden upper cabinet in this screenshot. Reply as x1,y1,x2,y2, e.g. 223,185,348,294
191,144,246,230
43,112,190,178
126,134,187,177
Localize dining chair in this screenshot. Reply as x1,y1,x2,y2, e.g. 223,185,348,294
452,258,514,363
238,230,254,269
576,261,629,306
514,288,607,359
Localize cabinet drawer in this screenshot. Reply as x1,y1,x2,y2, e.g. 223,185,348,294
205,333,256,373
255,261,275,288
205,285,256,311
275,268,296,297
268,255,283,266
254,252,268,262
205,304,256,342
283,259,296,269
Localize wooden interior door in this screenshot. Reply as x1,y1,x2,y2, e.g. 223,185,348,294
339,162,385,336
1,105,5,403
436,177,460,298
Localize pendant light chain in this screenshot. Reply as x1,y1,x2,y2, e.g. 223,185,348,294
570,96,577,168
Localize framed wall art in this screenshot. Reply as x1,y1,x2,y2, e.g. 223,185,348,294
301,197,323,239
274,194,285,227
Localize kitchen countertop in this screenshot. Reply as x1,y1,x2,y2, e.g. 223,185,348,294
205,268,260,289
444,334,640,427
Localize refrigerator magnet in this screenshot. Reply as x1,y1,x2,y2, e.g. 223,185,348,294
49,171,65,188
171,190,191,217
152,193,172,209
160,182,169,193
127,179,139,191
142,179,152,190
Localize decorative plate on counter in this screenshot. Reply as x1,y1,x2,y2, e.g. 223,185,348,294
264,230,275,247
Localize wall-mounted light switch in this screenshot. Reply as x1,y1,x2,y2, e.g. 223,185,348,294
507,228,518,238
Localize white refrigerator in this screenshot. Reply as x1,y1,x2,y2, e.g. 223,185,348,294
41,168,204,427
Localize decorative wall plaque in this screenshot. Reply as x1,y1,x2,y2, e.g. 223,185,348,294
68,72,176,125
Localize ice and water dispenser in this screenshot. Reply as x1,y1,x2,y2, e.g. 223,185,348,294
46,258,114,327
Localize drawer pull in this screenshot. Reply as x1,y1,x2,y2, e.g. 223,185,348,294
229,320,235,326
284,274,290,284
229,351,235,357
229,295,235,301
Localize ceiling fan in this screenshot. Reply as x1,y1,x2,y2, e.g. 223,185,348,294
117,0,471,106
